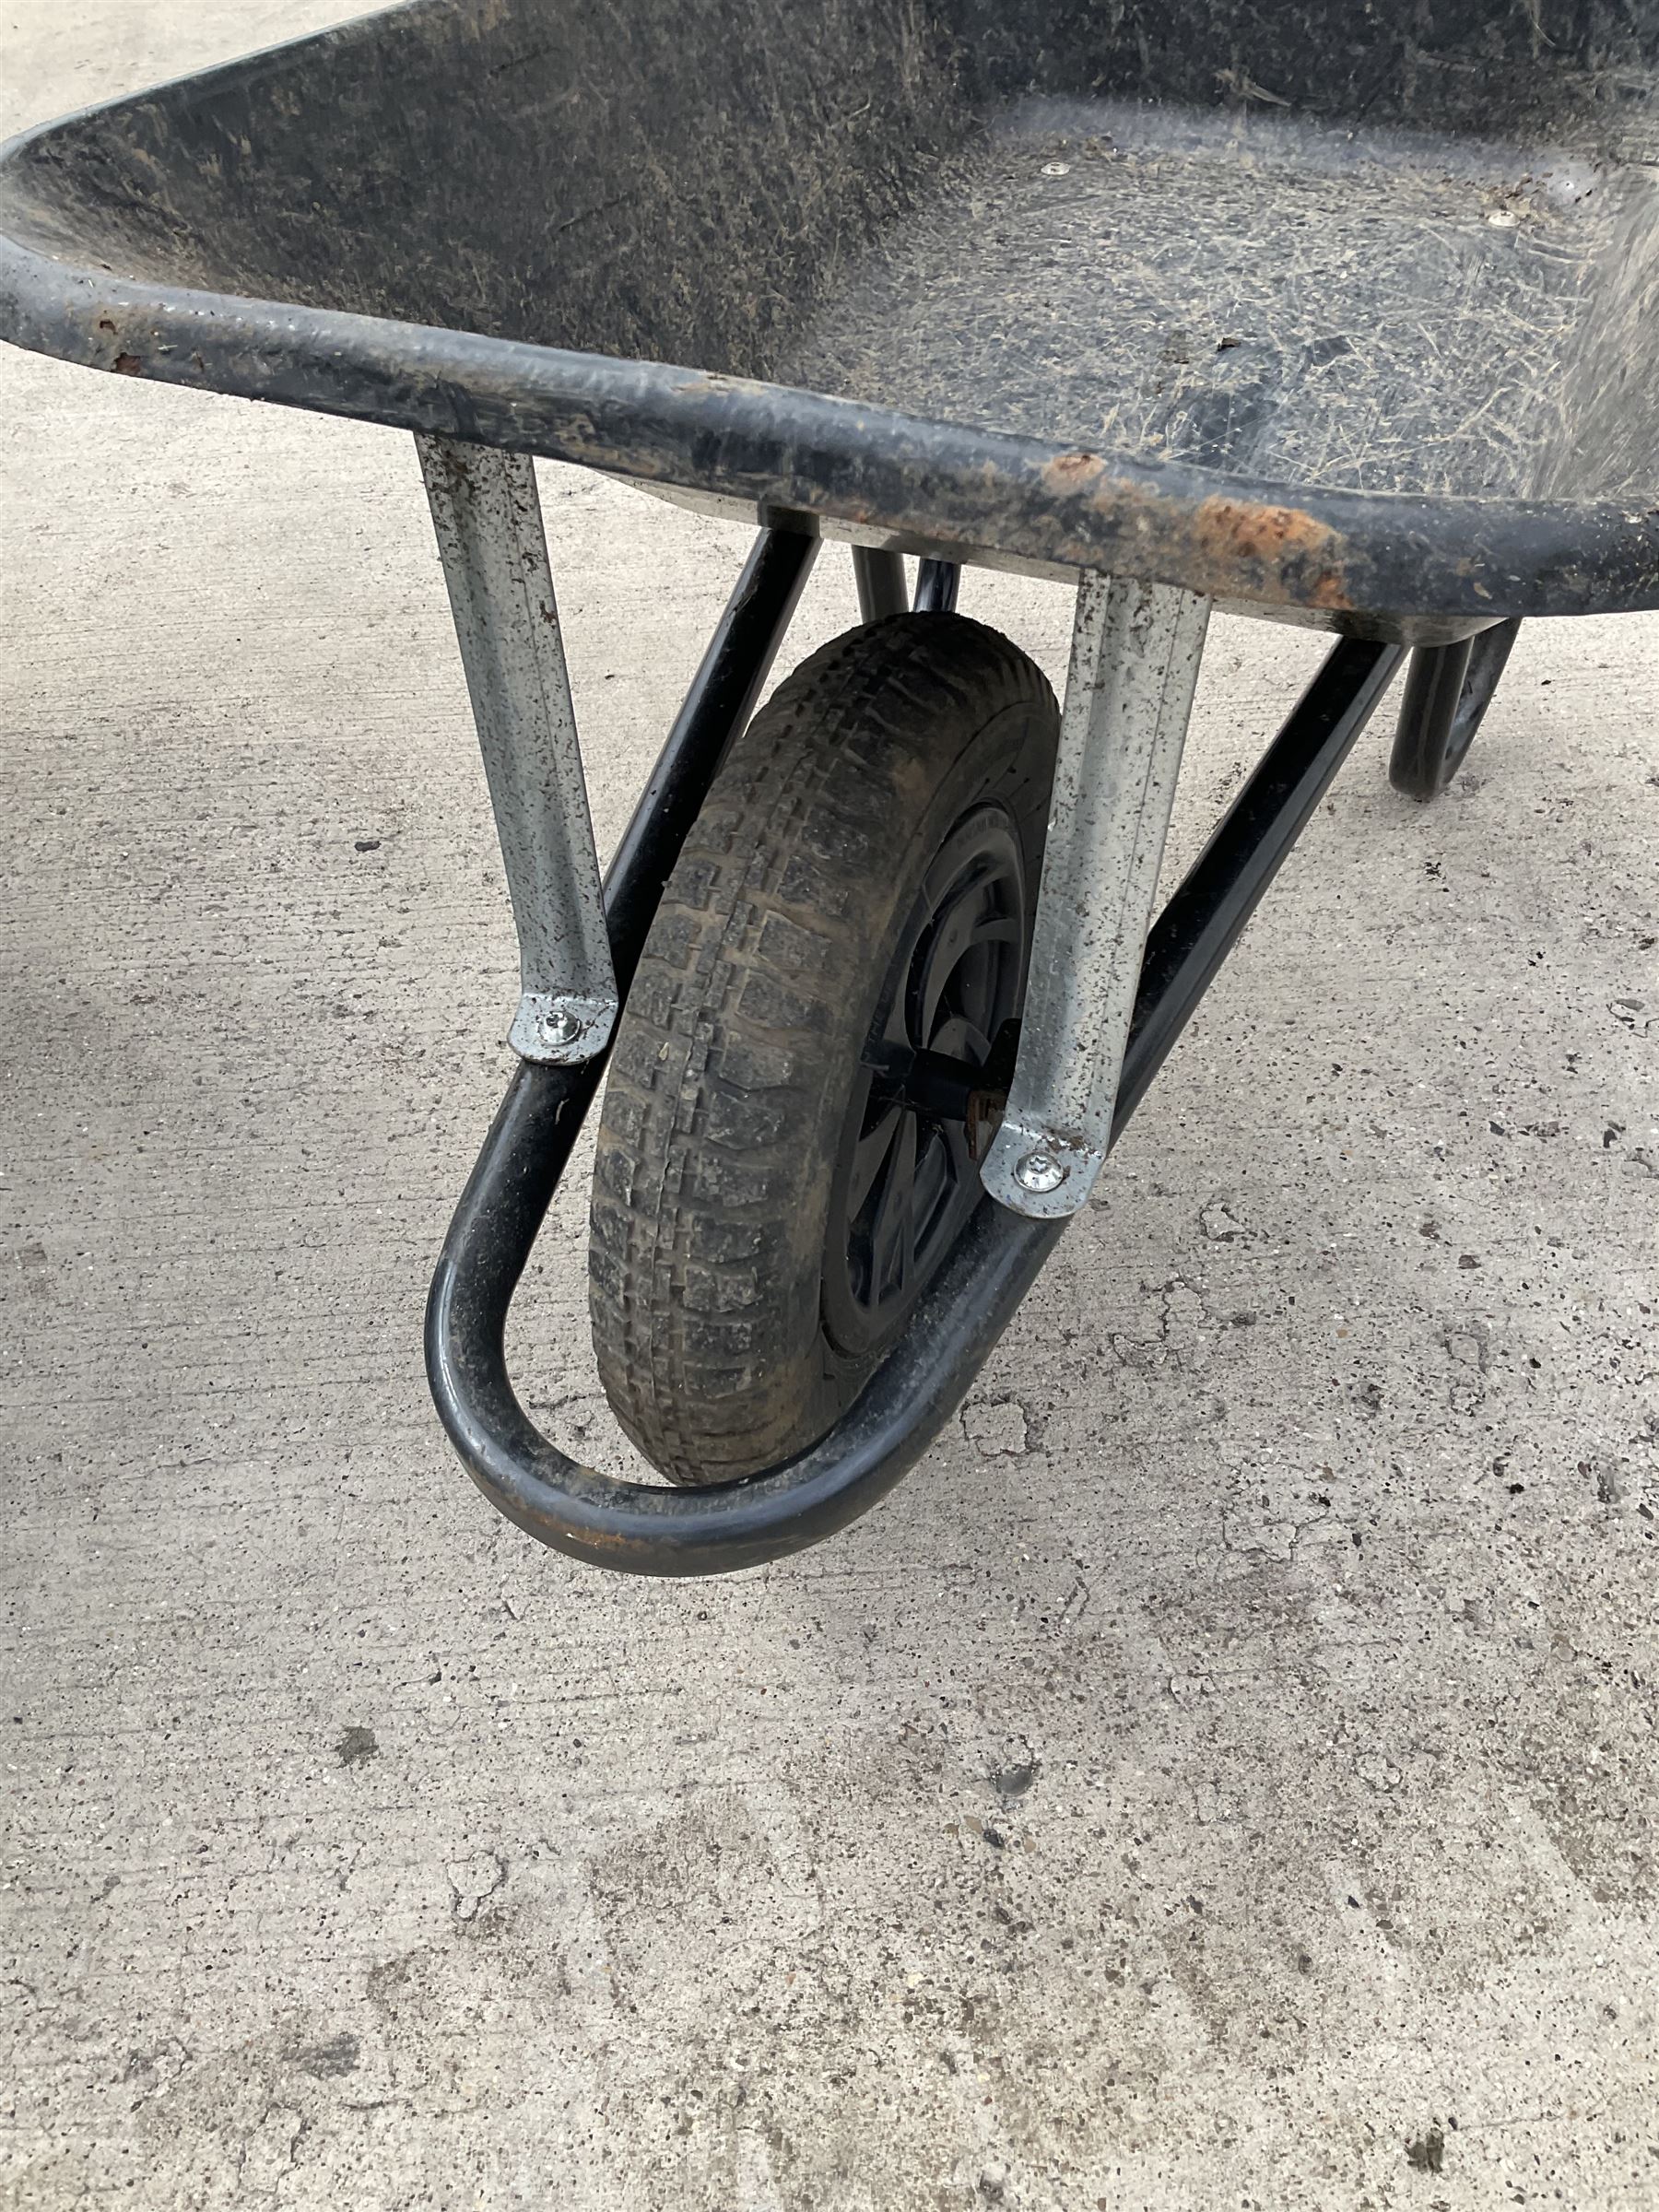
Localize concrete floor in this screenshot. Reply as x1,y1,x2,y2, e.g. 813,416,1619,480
3,7,1656,2208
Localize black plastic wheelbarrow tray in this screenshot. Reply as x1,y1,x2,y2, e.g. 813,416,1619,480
4,1,1655,1575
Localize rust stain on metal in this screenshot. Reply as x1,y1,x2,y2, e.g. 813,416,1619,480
1302,570,1349,610
1043,465,1352,610
1190,494,1351,607
566,1515,653,1557
1042,449,1107,493
112,352,142,375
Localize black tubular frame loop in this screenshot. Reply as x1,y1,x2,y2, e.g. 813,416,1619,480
427,527,1406,1576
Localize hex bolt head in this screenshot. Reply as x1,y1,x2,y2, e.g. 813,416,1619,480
1014,1147,1067,1194
537,1008,582,1050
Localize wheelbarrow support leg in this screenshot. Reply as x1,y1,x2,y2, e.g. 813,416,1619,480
851,545,908,624
417,434,618,1064
913,558,961,613
981,573,1211,1219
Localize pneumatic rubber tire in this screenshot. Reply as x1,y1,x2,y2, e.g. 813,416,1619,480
588,612,1059,1486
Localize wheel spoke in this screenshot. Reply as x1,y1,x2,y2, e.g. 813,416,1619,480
929,1013,993,1065
870,1113,917,1297
914,880,1022,1045
940,1114,974,1188
942,1124,982,1230
878,991,912,1049
959,939,1002,1033
847,1102,902,1217
830,800,1033,1349
915,901,981,1041
912,1124,951,1230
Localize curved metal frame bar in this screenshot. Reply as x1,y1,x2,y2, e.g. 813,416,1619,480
427,530,1406,1575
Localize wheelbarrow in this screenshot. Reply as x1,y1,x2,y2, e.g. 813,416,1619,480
3,0,1654,1574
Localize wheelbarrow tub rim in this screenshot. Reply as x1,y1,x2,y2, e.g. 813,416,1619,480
1,14,1656,622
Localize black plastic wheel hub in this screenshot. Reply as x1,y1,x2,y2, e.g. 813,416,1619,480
822,802,1028,1360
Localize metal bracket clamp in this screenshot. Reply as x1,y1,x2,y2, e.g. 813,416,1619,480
417,434,618,1064
981,573,1211,1219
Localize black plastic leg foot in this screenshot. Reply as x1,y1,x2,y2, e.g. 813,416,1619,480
1390,619,1522,800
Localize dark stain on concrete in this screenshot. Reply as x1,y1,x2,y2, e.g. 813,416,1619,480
1405,2125,1445,2174
291,2031,360,2079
